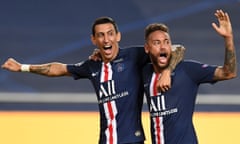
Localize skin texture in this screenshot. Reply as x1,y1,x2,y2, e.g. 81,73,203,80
211,9,237,81
91,23,121,63
144,30,172,73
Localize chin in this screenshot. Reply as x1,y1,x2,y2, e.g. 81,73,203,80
158,63,168,69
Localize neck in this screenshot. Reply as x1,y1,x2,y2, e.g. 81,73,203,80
153,65,164,74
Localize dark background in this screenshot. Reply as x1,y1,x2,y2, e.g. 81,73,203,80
1,0,240,94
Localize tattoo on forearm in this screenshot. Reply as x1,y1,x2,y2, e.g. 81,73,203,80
168,47,185,71
32,64,51,75
224,49,236,74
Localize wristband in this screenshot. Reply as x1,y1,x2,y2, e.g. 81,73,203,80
21,64,30,72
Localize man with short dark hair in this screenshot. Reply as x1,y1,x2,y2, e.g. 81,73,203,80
142,9,237,144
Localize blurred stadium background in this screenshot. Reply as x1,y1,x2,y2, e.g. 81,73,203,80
0,0,240,144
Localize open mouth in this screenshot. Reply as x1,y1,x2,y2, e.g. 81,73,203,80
103,45,112,50
158,52,168,64
160,53,167,58
102,45,113,56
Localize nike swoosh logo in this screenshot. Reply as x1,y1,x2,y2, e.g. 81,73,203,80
91,72,98,77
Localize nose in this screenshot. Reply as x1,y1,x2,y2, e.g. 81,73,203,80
159,44,166,50
103,35,109,43
160,42,169,50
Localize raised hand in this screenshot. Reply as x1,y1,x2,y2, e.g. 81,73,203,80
212,9,237,81
212,9,233,38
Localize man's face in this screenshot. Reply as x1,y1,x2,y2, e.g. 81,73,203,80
91,23,121,63
145,30,172,71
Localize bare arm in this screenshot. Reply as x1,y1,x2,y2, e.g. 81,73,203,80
168,44,185,71
212,9,237,81
157,44,185,92
1,58,70,77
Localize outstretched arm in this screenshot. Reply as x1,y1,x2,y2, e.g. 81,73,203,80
157,44,185,92
1,58,70,77
212,9,237,81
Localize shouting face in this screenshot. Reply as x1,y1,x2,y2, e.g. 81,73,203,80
91,23,121,63
144,30,172,72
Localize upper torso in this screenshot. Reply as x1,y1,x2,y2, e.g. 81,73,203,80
67,46,148,144
142,60,217,144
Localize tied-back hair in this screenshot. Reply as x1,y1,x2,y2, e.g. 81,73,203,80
144,23,169,41
92,16,119,36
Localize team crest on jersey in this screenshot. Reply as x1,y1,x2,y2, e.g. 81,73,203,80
116,63,124,72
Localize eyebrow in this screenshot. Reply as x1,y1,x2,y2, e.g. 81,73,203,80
96,29,114,35
151,38,169,42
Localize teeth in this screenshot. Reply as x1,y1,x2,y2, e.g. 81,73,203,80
104,46,112,50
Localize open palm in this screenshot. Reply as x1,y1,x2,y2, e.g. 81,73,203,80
212,9,232,38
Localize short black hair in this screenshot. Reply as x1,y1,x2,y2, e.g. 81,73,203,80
91,16,119,36
144,23,169,40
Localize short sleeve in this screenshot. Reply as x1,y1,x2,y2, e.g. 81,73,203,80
67,61,90,80
182,60,217,84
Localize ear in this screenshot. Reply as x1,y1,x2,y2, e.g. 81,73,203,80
91,35,96,45
116,32,121,42
144,43,149,54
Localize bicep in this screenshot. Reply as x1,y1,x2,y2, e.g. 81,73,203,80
49,63,70,76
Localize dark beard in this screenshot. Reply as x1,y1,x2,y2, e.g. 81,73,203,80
149,54,169,70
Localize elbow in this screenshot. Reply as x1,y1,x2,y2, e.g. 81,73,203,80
226,71,237,80
223,65,237,80
215,65,237,80
231,72,237,79
230,67,238,79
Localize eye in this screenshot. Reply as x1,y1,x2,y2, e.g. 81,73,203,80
108,31,115,36
96,33,104,38
164,39,170,45
152,40,160,46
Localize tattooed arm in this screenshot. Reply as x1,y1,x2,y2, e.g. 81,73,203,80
29,62,69,77
157,44,185,92
212,9,237,81
168,44,185,71
1,58,70,77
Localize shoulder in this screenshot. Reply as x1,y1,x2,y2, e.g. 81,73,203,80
121,45,144,49
179,60,216,69
177,59,217,76
180,60,201,65
119,45,146,59
68,60,101,69
177,60,203,68
120,45,144,52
